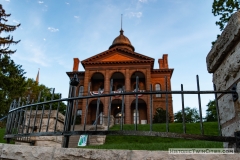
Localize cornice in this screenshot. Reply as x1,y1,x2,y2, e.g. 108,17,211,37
81,47,154,63
151,69,174,78
83,60,154,65
66,71,85,77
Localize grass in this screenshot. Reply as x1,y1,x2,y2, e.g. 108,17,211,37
110,122,220,135
0,122,223,150
80,122,223,150
0,125,15,144
0,128,9,143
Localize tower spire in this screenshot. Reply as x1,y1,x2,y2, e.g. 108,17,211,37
120,14,123,35
36,68,40,84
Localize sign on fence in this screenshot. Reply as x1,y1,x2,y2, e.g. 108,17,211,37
78,135,88,146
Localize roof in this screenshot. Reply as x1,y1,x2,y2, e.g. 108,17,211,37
109,29,135,51
81,47,155,69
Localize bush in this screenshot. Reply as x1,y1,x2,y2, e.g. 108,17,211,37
153,108,172,123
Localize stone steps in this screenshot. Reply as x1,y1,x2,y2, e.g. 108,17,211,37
68,135,80,148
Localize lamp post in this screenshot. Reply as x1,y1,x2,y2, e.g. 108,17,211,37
62,74,79,148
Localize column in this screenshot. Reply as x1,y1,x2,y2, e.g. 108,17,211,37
104,70,110,116
125,69,131,124
146,69,151,124
81,70,90,124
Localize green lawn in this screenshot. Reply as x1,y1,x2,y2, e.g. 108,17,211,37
81,122,223,150
110,122,220,135
0,122,223,150
0,128,8,143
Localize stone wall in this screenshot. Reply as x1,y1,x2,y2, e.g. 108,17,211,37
206,11,240,149
15,110,64,148
0,144,239,160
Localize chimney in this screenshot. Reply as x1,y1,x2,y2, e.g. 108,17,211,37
158,54,169,69
73,58,80,71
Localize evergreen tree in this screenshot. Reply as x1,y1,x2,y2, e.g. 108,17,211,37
0,4,21,55
0,55,26,116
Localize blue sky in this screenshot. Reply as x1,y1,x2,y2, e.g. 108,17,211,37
2,0,221,116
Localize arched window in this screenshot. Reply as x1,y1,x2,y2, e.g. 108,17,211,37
155,84,161,97
78,86,84,97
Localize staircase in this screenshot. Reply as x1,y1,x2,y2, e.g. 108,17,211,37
68,125,107,148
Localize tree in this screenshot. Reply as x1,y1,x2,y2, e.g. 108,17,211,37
212,0,240,31
174,107,200,123
0,4,21,55
24,78,52,102
153,108,172,123
205,100,218,122
0,55,26,116
23,78,67,114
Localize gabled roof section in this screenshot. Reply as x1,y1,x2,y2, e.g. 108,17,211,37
101,54,135,61
81,47,154,68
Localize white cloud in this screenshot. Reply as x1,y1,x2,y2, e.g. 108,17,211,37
38,1,44,4
43,38,46,41
127,12,142,18
13,19,20,24
74,16,79,19
139,0,147,3
66,2,69,5
48,27,59,32
5,0,10,2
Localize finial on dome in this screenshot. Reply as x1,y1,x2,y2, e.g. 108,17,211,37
109,15,135,51
120,14,123,35
121,14,123,30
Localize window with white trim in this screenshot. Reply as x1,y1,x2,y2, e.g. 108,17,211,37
155,84,161,97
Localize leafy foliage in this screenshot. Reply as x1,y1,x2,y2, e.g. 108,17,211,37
0,55,26,116
0,4,21,55
174,107,200,123
212,0,240,31
0,58,67,117
23,78,67,114
153,108,172,123
205,100,218,122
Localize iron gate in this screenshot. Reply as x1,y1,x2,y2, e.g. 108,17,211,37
4,74,240,148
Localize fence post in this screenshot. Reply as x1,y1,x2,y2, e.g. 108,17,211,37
5,102,13,144
165,76,169,132
62,74,79,148
134,76,139,131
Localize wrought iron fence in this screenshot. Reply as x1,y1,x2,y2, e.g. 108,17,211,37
4,74,240,148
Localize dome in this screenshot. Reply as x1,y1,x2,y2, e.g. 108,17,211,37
109,29,135,51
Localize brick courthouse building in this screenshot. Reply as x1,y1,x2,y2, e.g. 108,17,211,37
67,29,174,125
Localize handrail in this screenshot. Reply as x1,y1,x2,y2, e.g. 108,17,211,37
7,90,237,114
